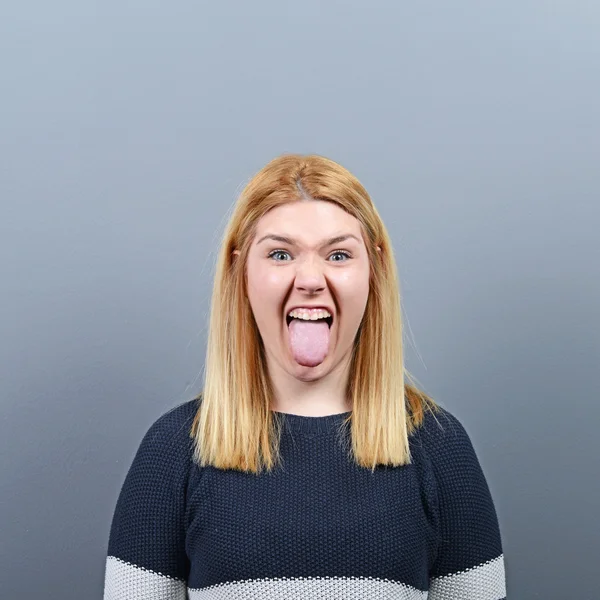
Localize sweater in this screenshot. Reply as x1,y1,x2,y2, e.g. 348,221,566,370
103,398,506,599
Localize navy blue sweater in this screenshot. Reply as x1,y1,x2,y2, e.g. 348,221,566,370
104,398,506,599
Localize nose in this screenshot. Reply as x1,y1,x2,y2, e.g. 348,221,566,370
294,256,326,295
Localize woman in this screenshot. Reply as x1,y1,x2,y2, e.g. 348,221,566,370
103,154,506,599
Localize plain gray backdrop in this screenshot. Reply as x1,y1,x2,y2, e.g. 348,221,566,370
1,2,599,599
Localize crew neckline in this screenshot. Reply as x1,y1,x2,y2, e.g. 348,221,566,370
271,410,352,435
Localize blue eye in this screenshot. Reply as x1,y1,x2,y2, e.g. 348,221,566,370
267,250,351,262
330,251,351,262
268,250,290,261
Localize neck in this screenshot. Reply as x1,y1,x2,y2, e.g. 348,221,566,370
266,350,353,416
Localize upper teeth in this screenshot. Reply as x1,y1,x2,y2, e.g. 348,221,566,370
288,308,332,321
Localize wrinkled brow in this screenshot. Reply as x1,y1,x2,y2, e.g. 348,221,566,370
256,234,361,247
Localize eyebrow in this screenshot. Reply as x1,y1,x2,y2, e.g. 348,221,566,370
256,233,361,247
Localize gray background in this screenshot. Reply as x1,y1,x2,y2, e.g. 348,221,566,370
1,2,598,598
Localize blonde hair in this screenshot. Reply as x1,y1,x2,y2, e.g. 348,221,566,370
191,154,440,473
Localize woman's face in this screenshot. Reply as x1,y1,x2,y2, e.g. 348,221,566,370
243,200,371,382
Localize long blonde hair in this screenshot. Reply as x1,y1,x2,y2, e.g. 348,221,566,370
191,154,439,473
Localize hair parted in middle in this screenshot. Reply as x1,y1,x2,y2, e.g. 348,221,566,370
191,153,439,474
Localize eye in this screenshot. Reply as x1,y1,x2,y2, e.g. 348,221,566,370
267,249,352,262
267,250,292,262
329,250,351,262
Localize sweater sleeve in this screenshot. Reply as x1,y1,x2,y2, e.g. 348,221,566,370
423,408,507,600
103,401,197,600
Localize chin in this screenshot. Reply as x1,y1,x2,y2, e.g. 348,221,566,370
292,369,327,382
289,354,334,380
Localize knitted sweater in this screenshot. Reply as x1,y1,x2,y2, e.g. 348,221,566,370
103,398,506,599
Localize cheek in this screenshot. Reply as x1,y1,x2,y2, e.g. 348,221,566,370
334,276,370,326
336,267,370,298
247,266,286,304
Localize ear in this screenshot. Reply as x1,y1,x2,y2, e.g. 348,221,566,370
232,249,240,257
376,245,381,253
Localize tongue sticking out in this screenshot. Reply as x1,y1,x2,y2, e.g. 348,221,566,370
288,318,331,367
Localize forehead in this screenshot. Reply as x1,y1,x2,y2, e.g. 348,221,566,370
253,200,364,243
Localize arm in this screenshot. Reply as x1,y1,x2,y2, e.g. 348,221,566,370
103,402,197,600
425,409,507,600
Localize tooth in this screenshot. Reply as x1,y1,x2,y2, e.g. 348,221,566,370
287,308,331,320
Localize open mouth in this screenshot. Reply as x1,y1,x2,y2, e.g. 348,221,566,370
286,315,333,329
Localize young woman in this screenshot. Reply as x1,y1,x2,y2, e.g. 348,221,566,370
103,154,506,599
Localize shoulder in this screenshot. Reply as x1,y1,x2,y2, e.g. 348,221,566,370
140,397,200,448
412,404,474,453
410,404,496,513
130,397,201,473
111,398,201,512
410,404,482,478
107,398,202,578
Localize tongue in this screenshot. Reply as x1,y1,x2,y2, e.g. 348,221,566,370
288,318,330,367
